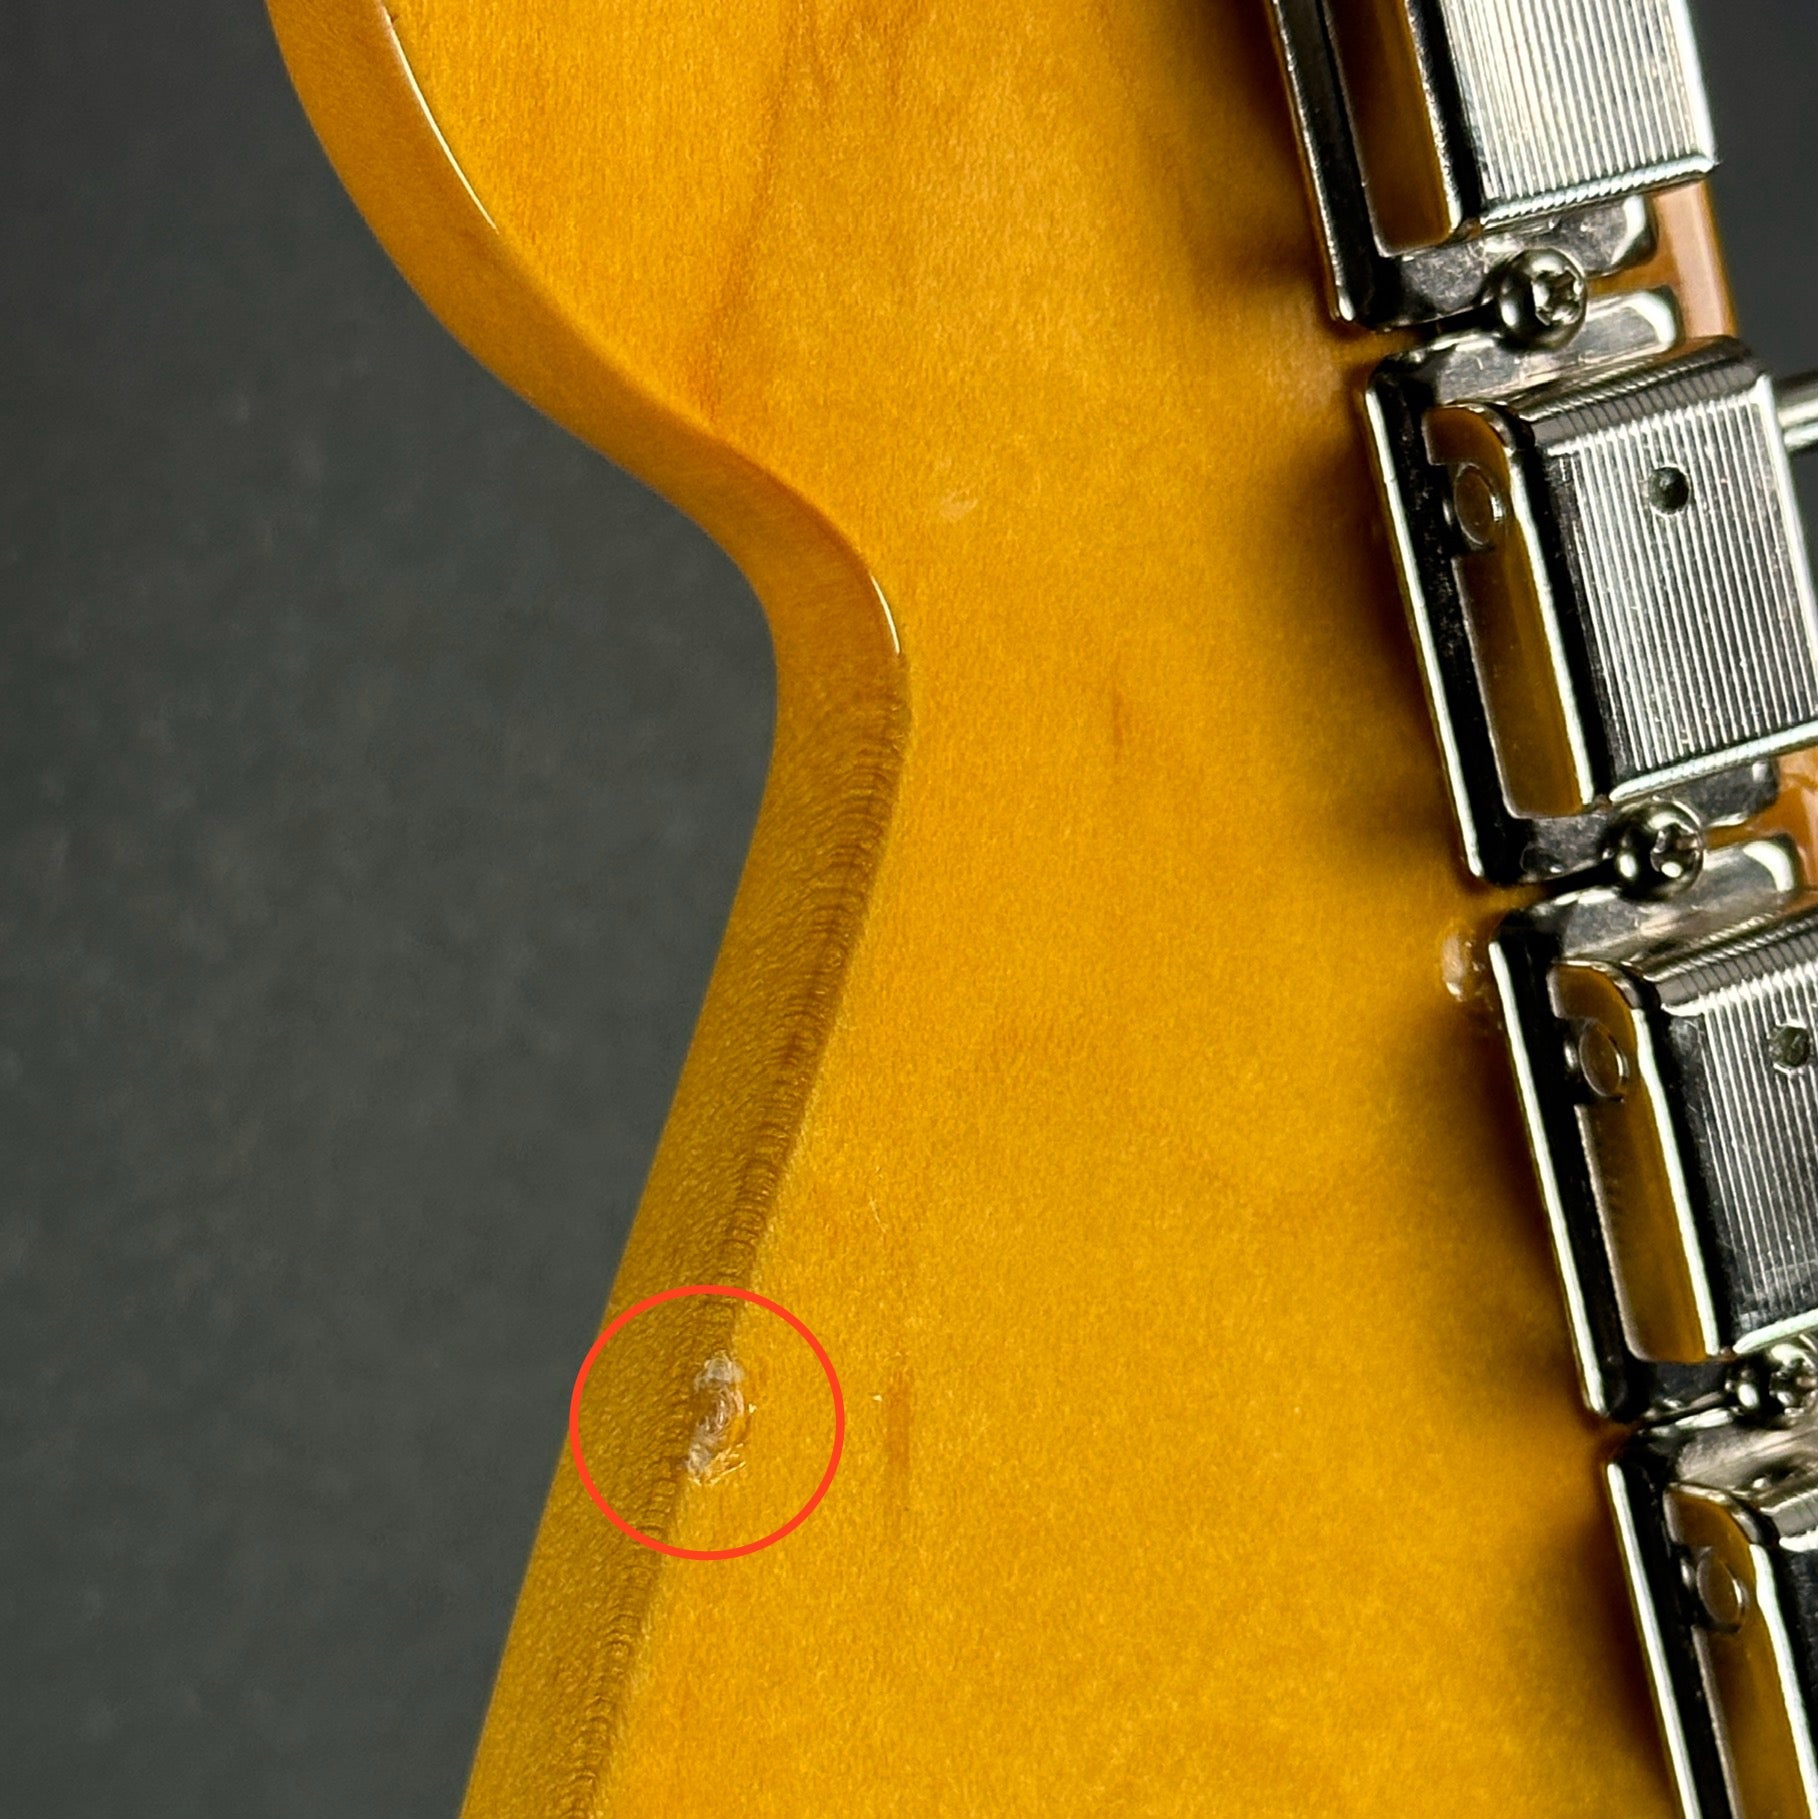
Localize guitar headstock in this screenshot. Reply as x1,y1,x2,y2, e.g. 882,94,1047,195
268,4,1791,1815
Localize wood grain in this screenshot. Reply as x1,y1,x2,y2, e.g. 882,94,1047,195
266,1,1765,1811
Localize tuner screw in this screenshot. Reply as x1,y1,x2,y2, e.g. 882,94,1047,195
1490,248,1589,350
1611,803,1705,900
1729,1340,1818,1427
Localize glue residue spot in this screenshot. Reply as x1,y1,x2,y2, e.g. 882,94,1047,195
686,1353,751,1484
1442,929,1486,1006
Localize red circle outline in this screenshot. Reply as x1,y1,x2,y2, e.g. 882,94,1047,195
567,1284,845,1560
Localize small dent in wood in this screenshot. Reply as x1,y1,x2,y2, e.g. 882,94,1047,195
882,1362,913,1482
1442,925,1501,1025
685,1353,752,1484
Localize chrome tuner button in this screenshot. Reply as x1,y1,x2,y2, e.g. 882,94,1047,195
1368,335,1816,885
1615,1426,1818,1819
1267,0,1713,329
1493,837,1818,1419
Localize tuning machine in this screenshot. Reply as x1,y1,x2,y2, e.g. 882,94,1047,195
1369,314,1818,887
1267,0,1715,330
1614,1392,1818,1819
1496,836,1818,1423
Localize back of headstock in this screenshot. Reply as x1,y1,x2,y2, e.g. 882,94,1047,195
267,2,1771,1811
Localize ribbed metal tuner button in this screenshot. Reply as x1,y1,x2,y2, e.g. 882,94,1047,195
1369,329,1818,885
1614,1407,1818,1819
1268,0,1713,328
1494,838,1818,1421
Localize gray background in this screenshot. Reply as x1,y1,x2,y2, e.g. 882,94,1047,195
1,4,1813,1815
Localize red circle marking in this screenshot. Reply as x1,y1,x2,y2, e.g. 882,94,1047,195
567,1284,845,1561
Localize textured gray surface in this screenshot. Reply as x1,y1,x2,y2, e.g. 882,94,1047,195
1,5,769,1815
0,2,1813,1816
1699,4,1818,383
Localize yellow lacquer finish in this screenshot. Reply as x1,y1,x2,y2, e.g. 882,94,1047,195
266,1,1763,1810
